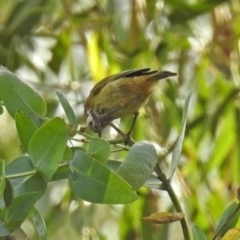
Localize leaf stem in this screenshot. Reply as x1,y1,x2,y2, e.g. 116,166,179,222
7,169,36,179
155,164,190,240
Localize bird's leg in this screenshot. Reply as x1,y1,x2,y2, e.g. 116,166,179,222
107,122,126,139
107,113,139,145
126,112,139,136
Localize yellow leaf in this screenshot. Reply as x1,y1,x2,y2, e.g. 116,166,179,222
87,32,107,81
221,228,240,240
142,212,185,224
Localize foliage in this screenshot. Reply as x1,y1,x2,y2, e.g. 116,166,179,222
0,0,239,239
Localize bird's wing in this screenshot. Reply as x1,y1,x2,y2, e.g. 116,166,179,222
91,68,154,96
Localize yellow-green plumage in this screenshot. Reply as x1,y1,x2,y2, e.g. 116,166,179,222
83,68,177,136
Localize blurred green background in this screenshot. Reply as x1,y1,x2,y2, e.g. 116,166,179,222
0,0,239,239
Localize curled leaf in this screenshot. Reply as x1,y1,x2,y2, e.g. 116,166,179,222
221,228,240,240
142,212,185,224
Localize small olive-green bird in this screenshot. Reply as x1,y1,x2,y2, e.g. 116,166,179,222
82,68,177,139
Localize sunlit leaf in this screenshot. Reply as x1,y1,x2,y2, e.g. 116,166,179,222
0,67,46,124
142,212,185,224
221,228,240,240
69,150,138,204
117,141,157,190
28,117,68,180
88,138,111,163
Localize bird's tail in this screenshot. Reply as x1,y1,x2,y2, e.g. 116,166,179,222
147,71,177,81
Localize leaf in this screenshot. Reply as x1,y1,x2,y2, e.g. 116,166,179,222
0,221,11,237
28,117,68,180
216,202,240,237
0,105,3,115
8,228,29,240
6,156,47,197
221,228,240,240
116,141,157,190
50,164,70,181
4,179,13,207
142,212,185,224
0,160,6,208
13,174,47,198
0,67,46,124
15,111,38,151
169,93,191,181
30,207,47,240
5,0,47,37
192,224,208,240
6,156,35,175
69,150,138,204
3,192,41,230
144,174,163,189
88,138,111,163
168,0,226,24
56,90,78,127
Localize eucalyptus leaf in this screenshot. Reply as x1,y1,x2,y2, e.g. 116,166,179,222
28,117,68,180
69,150,138,204
169,93,191,181
30,207,47,240
117,141,157,190
3,192,41,230
56,90,78,127
15,111,38,151
0,67,46,125
88,138,111,163
0,221,11,237
216,202,240,237
192,224,208,240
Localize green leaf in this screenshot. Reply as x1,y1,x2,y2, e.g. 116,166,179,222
30,207,47,240
117,141,157,190
13,174,47,198
0,67,46,124
4,179,13,207
62,146,73,160
28,117,68,180
15,111,38,151
107,160,162,189
192,224,208,240
69,150,138,204
0,221,11,237
3,192,41,230
6,156,47,197
169,93,191,181
50,164,70,181
6,156,35,175
0,160,6,208
216,202,240,237
88,138,111,163
0,105,3,115
5,0,47,37
56,90,78,127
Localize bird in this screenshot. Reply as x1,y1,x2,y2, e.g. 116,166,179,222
81,68,177,142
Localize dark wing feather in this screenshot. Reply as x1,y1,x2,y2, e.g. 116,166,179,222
92,68,154,96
